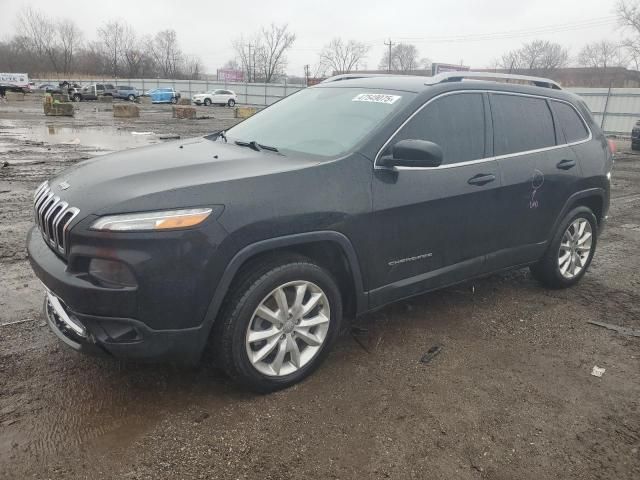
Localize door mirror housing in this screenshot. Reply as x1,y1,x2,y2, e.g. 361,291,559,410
380,139,444,168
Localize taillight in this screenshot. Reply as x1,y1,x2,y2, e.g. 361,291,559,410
607,139,617,155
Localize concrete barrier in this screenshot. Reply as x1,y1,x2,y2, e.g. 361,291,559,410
177,98,191,105
113,104,140,118
6,91,25,102
98,95,113,103
43,95,74,117
235,106,258,119
52,93,70,102
172,106,196,119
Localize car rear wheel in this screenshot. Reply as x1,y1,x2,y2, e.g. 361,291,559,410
170,97,178,104
213,255,342,392
228,99,236,107
72,94,81,102
204,98,211,106
127,94,135,101
530,207,598,289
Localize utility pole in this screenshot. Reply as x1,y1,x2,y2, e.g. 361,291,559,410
244,43,255,82
384,39,394,73
304,64,310,86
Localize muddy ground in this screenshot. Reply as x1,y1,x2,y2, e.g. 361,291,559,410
0,95,639,480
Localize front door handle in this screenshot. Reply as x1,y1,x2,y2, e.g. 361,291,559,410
468,173,496,186
557,159,576,170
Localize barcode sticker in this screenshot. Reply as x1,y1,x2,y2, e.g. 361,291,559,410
352,93,401,104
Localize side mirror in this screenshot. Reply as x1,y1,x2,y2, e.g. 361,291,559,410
379,139,443,168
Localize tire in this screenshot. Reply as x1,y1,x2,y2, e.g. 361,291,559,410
530,206,598,289
204,98,211,106
227,99,236,107
214,255,343,393
170,97,178,104
127,94,135,101
72,94,81,102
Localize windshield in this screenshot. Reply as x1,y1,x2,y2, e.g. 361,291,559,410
224,87,414,157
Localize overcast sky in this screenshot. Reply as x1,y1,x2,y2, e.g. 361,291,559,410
0,0,623,76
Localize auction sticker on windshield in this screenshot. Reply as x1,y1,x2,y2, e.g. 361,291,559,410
352,93,401,104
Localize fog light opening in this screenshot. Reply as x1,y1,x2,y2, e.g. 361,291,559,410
88,258,137,288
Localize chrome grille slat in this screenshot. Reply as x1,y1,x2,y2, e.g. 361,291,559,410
32,182,80,256
51,201,69,247
43,196,61,239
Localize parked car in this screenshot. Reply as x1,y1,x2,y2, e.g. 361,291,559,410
144,88,180,104
27,72,612,392
38,83,58,92
632,120,640,151
68,83,117,101
192,89,237,107
114,85,139,101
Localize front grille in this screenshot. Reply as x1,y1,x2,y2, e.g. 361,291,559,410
33,181,80,255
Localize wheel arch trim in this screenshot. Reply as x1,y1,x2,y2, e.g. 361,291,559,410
549,187,606,241
198,231,367,347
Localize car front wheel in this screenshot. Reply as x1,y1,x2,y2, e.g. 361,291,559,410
530,206,598,288
127,94,135,101
228,99,236,107
72,94,81,102
170,97,178,104
214,255,342,392
204,98,211,106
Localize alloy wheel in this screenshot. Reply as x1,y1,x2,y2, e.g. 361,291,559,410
558,218,593,279
245,280,330,377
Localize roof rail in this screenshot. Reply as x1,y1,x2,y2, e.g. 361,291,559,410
321,73,404,83
425,71,562,90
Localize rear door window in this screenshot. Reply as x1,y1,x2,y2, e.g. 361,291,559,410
550,101,589,143
491,94,556,156
390,92,486,165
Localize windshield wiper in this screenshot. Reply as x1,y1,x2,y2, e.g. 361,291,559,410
234,140,279,153
204,130,227,142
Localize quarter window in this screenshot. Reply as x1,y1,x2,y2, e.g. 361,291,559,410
550,101,589,143
389,93,486,164
491,94,556,156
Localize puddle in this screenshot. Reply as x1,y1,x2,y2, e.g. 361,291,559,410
30,124,161,154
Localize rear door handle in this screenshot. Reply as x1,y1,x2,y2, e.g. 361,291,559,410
467,173,496,186
557,159,576,170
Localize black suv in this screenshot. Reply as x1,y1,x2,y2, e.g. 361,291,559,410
27,72,612,392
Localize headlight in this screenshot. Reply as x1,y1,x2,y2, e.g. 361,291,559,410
91,208,213,231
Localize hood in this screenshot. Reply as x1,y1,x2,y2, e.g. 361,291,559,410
48,137,318,218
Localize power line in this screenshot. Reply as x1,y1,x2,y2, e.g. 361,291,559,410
287,16,618,53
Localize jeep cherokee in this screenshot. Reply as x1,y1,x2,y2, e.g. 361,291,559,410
27,72,612,392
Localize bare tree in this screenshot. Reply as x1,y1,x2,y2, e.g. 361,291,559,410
319,38,370,74
222,59,241,70
58,19,82,75
183,55,204,80
255,24,295,83
152,30,183,78
121,25,152,77
498,40,569,72
578,41,623,68
98,20,126,77
378,43,420,72
617,1,640,67
17,7,60,73
233,24,295,83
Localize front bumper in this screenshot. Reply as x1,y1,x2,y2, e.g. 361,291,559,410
42,288,204,363
28,227,208,363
